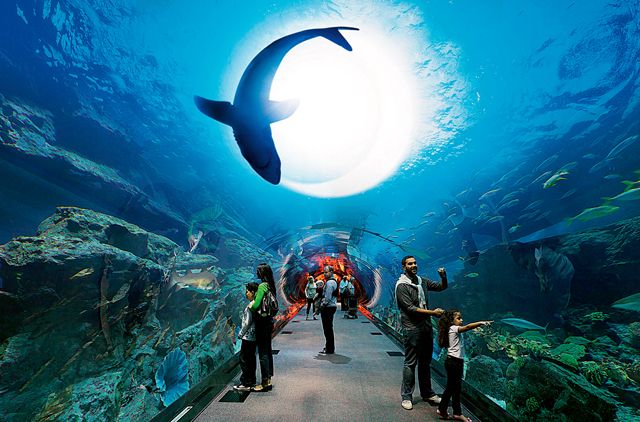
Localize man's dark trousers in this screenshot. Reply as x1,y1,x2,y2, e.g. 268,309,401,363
401,326,434,400
320,306,337,353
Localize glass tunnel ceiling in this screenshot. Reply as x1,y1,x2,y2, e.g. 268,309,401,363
1,0,640,277
2,1,640,421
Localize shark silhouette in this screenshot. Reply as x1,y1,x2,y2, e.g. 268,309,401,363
195,26,359,184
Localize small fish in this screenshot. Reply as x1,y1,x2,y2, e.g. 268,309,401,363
479,188,501,201
533,154,559,174
497,199,520,212
501,318,547,331
604,174,621,180
523,200,544,211
611,292,640,312
622,179,640,190
543,170,568,189
604,187,640,203
508,224,521,234
582,153,597,160
606,135,639,160
486,215,505,224
560,161,578,171
531,171,553,186
71,268,95,279
534,247,543,265
589,159,611,174
567,205,619,224
499,189,524,204
464,272,479,278
533,210,551,222
423,212,436,218
519,210,541,221
560,188,577,199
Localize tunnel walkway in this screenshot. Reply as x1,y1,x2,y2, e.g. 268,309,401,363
193,306,478,422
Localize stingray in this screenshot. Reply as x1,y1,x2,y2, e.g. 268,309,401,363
195,26,359,184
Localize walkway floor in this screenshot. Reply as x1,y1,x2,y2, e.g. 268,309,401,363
195,306,476,422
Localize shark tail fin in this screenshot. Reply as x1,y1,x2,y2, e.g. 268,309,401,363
194,96,236,127
266,99,300,123
322,27,359,51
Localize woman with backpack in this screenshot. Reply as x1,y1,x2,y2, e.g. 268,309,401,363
249,263,278,392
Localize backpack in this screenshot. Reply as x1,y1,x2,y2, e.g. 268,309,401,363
259,289,279,318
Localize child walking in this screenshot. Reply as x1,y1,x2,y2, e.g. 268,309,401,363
233,282,260,392
437,309,492,421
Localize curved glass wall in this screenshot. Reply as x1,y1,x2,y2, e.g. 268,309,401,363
1,1,639,421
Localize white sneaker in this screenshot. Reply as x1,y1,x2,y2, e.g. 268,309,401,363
425,394,441,405
401,400,413,410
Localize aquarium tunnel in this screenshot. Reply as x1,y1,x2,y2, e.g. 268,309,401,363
1,1,640,421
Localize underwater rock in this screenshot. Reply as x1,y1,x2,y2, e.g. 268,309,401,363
434,215,640,329
465,355,507,400
557,216,640,307
37,206,179,262
54,371,123,421
0,207,254,421
0,95,187,243
608,385,640,410
433,243,572,325
507,357,617,421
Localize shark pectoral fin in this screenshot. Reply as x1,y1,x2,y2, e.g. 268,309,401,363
322,27,359,51
194,96,236,126
265,98,299,123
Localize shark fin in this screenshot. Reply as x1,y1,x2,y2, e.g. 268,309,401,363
265,99,299,123
194,96,237,127
322,27,359,51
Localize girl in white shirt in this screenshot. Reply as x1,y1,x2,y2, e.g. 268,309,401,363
436,310,492,421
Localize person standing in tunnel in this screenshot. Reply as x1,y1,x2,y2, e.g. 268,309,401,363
312,276,324,320
339,274,349,312
305,273,316,320
250,263,277,392
319,265,338,354
396,255,447,410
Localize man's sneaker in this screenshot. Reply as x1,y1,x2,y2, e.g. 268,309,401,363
424,394,442,405
233,384,252,392
436,409,450,420
401,400,413,410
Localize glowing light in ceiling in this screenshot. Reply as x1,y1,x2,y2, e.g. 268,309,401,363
270,28,417,197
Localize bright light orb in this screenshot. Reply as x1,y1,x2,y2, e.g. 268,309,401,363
270,29,417,198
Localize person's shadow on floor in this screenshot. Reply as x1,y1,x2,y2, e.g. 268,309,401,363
314,353,351,364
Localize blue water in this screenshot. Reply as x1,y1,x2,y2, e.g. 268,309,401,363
2,0,639,261
1,1,640,420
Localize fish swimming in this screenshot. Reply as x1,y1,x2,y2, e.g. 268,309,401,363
606,135,639,160
501,318,547,331
543,170,568,189
604,187,640,203
611,292,640,312
567,205,619,224
508,224,521,233
71,268,95,279
195,27,359,184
